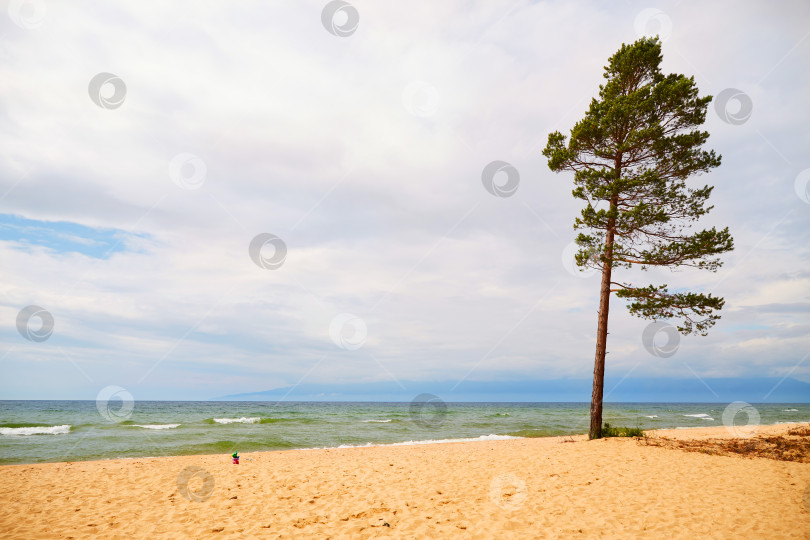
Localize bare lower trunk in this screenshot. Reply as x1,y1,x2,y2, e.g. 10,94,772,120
589,199,617,440
589,251,612,439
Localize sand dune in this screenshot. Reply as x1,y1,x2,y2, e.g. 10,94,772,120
1,423,808,538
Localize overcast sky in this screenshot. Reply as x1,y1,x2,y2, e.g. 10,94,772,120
1,0,808,400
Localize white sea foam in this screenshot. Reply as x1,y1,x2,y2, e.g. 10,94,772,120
0,425,71,436
784,409,799,412
213,417,260,424
131,424,181,430
362,419,392,423
683,414,714,420
330,434,520,450
645,415,658,418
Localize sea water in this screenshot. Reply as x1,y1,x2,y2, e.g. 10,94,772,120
1,400,808,465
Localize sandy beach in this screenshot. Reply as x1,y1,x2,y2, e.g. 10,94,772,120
1,423,808,539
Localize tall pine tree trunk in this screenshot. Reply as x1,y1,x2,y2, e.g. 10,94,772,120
589,197,617,439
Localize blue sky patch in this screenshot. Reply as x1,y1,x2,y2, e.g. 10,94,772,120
0,213,145,259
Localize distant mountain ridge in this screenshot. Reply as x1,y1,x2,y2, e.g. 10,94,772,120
213,377,810,402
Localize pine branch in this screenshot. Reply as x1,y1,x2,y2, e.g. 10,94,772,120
616,284,725,335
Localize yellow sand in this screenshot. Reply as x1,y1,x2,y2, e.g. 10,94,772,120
1,423,808,539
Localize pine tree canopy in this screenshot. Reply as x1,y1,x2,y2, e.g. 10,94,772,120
543,37,734,335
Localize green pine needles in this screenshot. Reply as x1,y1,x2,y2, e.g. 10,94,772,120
543,37,734,439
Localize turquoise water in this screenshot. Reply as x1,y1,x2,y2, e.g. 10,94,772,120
1,400,808,465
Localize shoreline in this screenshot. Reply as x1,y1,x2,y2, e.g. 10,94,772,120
1,422,808,538
1,421,807,468
2,420,809,468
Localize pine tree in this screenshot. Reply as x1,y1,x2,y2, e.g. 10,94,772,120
543,37,734,439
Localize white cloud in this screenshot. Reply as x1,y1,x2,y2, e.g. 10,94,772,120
1,0,809,398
